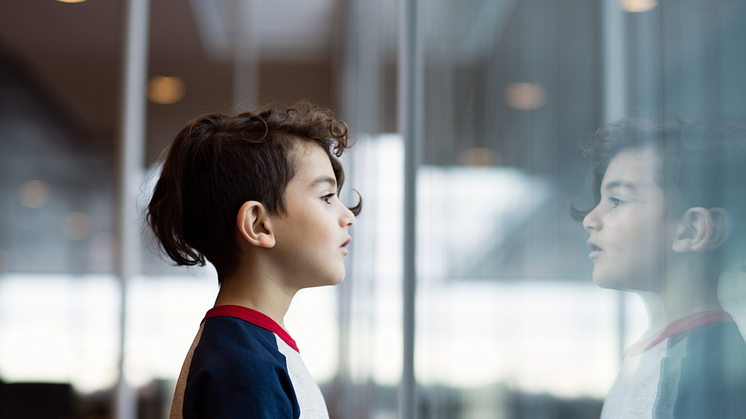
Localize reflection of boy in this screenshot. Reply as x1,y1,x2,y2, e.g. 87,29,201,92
146,102,360,419
574,118,746,418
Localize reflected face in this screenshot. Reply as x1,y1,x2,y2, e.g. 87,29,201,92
582,147,674,292
271,142,355,290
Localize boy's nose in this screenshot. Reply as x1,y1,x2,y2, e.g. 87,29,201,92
583,207,600,231
340,206,355,228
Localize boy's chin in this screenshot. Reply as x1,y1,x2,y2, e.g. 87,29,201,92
592,278,618,290
592,272,627,290
315,274,346,288
324,274,345,287
592,271,657,293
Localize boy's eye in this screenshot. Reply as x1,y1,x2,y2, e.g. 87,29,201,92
321,193,335,203
609,197,623,208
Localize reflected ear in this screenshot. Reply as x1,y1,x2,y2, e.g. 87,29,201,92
236,201,276,249
707,207,732,250
672,207,731,253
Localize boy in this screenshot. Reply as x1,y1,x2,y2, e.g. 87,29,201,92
147,102,361,419
575,117,746,418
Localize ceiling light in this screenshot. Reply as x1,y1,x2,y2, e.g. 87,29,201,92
20,180,49,208
65,212,91,240
458,148,499,166
148,76,186,104
57,0,87,3
505,83,547,110
621,0,657,13
90,232,114,262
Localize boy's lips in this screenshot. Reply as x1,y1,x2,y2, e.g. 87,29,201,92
587,240,602,258
341,237,352,255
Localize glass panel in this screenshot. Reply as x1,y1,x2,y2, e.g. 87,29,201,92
4,0,746,417
411,0,746,417
326,134,406,419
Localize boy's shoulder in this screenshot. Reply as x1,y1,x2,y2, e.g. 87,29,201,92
172,306,305,419
198,305,299,357
194,312,291,367
603,317,746,419
663,321,746,418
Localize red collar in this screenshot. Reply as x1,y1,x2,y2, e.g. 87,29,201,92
628,310,734,356
205,305,299,352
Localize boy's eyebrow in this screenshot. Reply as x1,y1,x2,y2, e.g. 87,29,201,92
308,175,337,189
603,180,656,192
604,180,637,191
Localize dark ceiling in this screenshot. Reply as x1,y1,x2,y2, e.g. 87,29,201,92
0,0,341,164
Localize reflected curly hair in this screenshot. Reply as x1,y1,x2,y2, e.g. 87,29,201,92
572,117,746,218
147,101,362,281
571,116,746,268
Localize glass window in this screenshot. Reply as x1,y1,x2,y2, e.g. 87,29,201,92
390,0,746,417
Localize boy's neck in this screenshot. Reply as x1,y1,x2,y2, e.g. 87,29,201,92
637,287,724,345
655,256,724,324
658,285,723,324
214,270,297,330
638,274,723,332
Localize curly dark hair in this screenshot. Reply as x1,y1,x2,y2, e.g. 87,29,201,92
147,101,362,281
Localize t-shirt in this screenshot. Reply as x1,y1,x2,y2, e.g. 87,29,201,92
169,305,330,419
601,311,746,419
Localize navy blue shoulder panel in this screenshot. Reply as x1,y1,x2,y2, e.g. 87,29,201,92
674,322,746,419
182,316,301,419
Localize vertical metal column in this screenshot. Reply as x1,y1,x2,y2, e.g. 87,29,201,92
602,0,628,362
333,0,385,416
232,0,259,109
603,0,627,124
115,0,150,418
399,0,422,417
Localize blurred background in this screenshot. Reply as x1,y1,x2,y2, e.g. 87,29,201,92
1,0,746,418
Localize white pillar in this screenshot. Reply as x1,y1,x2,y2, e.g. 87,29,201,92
602,0,628,362
399,0,422,417
603,0,628,123
232,0,260,109
115,0,150,418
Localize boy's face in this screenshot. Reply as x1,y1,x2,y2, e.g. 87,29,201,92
271,142,355,290
583,147,676,292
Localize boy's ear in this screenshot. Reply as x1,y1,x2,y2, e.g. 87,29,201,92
236,201,276,249
706,207,732,250
672,207,731,253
